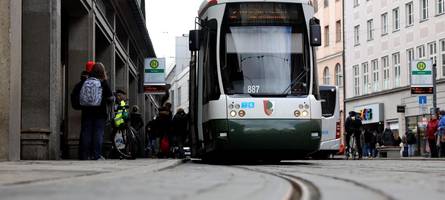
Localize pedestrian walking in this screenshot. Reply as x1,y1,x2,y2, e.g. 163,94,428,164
406,130,417,157
172,108,189,158
400,135,409,157
438,110,445,157
363,129,374,158
156,106,173,158
345,111,363,159
130,105,144,133
426,114,439,158
79,62,113,160
370,130,378,157
145,117,157,157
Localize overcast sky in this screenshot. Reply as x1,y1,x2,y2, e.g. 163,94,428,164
145,0,203,71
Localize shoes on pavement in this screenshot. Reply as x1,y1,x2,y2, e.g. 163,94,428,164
96,156,106,161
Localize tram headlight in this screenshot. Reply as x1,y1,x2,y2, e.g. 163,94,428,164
235,104,240,109
239,110,246,117
302,110,309,117
294,110,301,117
229,104,234,109
230,110,237,117
298,104,304,109
304,104,310,110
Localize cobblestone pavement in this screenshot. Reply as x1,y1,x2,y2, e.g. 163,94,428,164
242,159,445,200
1,159,444,200
0,159,291,200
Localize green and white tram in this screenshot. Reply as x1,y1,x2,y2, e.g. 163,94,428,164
188,0,323,160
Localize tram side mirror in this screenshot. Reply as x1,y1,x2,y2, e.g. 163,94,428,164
189,30,202,51
310,18,322,47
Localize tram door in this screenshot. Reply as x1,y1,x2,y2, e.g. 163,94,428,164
319,86,340,144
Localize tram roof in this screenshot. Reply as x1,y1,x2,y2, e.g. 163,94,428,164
198,0,312,17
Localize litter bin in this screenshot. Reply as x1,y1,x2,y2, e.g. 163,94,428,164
21,129,50,160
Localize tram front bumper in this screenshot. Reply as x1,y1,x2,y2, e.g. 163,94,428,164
214,119,321,154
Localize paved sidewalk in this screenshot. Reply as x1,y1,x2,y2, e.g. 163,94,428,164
0,159,183,186
332,155,445,161
0,160,293,200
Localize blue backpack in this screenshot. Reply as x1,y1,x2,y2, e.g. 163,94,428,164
79,77,103,106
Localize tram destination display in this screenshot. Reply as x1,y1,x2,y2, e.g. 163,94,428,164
411,60,433,94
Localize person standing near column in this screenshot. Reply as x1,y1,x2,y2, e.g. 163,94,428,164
80,62,113,160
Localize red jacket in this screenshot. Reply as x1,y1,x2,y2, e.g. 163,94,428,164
426,119,438,140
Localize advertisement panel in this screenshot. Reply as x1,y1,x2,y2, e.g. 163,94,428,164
353,103,384,124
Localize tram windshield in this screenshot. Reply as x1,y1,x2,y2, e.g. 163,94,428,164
220,3,310,96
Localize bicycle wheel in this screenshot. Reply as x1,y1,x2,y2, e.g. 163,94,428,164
113,127,137,159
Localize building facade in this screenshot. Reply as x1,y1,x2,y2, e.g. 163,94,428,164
1,0,158,160
314,0,345,134
0,0,22,161
345,0,445,155
167,35,191,114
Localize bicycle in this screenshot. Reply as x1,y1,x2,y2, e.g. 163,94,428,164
112,124,139,160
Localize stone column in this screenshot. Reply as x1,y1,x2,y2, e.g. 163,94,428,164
21,0,62,160
0,0,22,161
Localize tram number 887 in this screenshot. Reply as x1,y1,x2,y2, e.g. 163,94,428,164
247,85,260,94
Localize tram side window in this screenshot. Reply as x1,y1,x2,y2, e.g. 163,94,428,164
203,19,221,104
320,87,336,117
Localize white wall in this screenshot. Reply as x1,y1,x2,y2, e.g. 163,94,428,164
168,35,191,114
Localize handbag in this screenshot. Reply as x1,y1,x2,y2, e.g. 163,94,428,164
160,136,170,154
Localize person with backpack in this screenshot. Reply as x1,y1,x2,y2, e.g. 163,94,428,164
406,130,417,157
80,62,113,160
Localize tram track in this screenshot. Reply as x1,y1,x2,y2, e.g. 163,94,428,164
234,165,321,200
239,164,396,200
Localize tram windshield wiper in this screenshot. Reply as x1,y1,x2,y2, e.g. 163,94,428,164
249,93,287,97
241,55,290,64
281,70,307,95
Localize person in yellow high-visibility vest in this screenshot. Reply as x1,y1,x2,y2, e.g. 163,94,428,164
114,90,129,128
